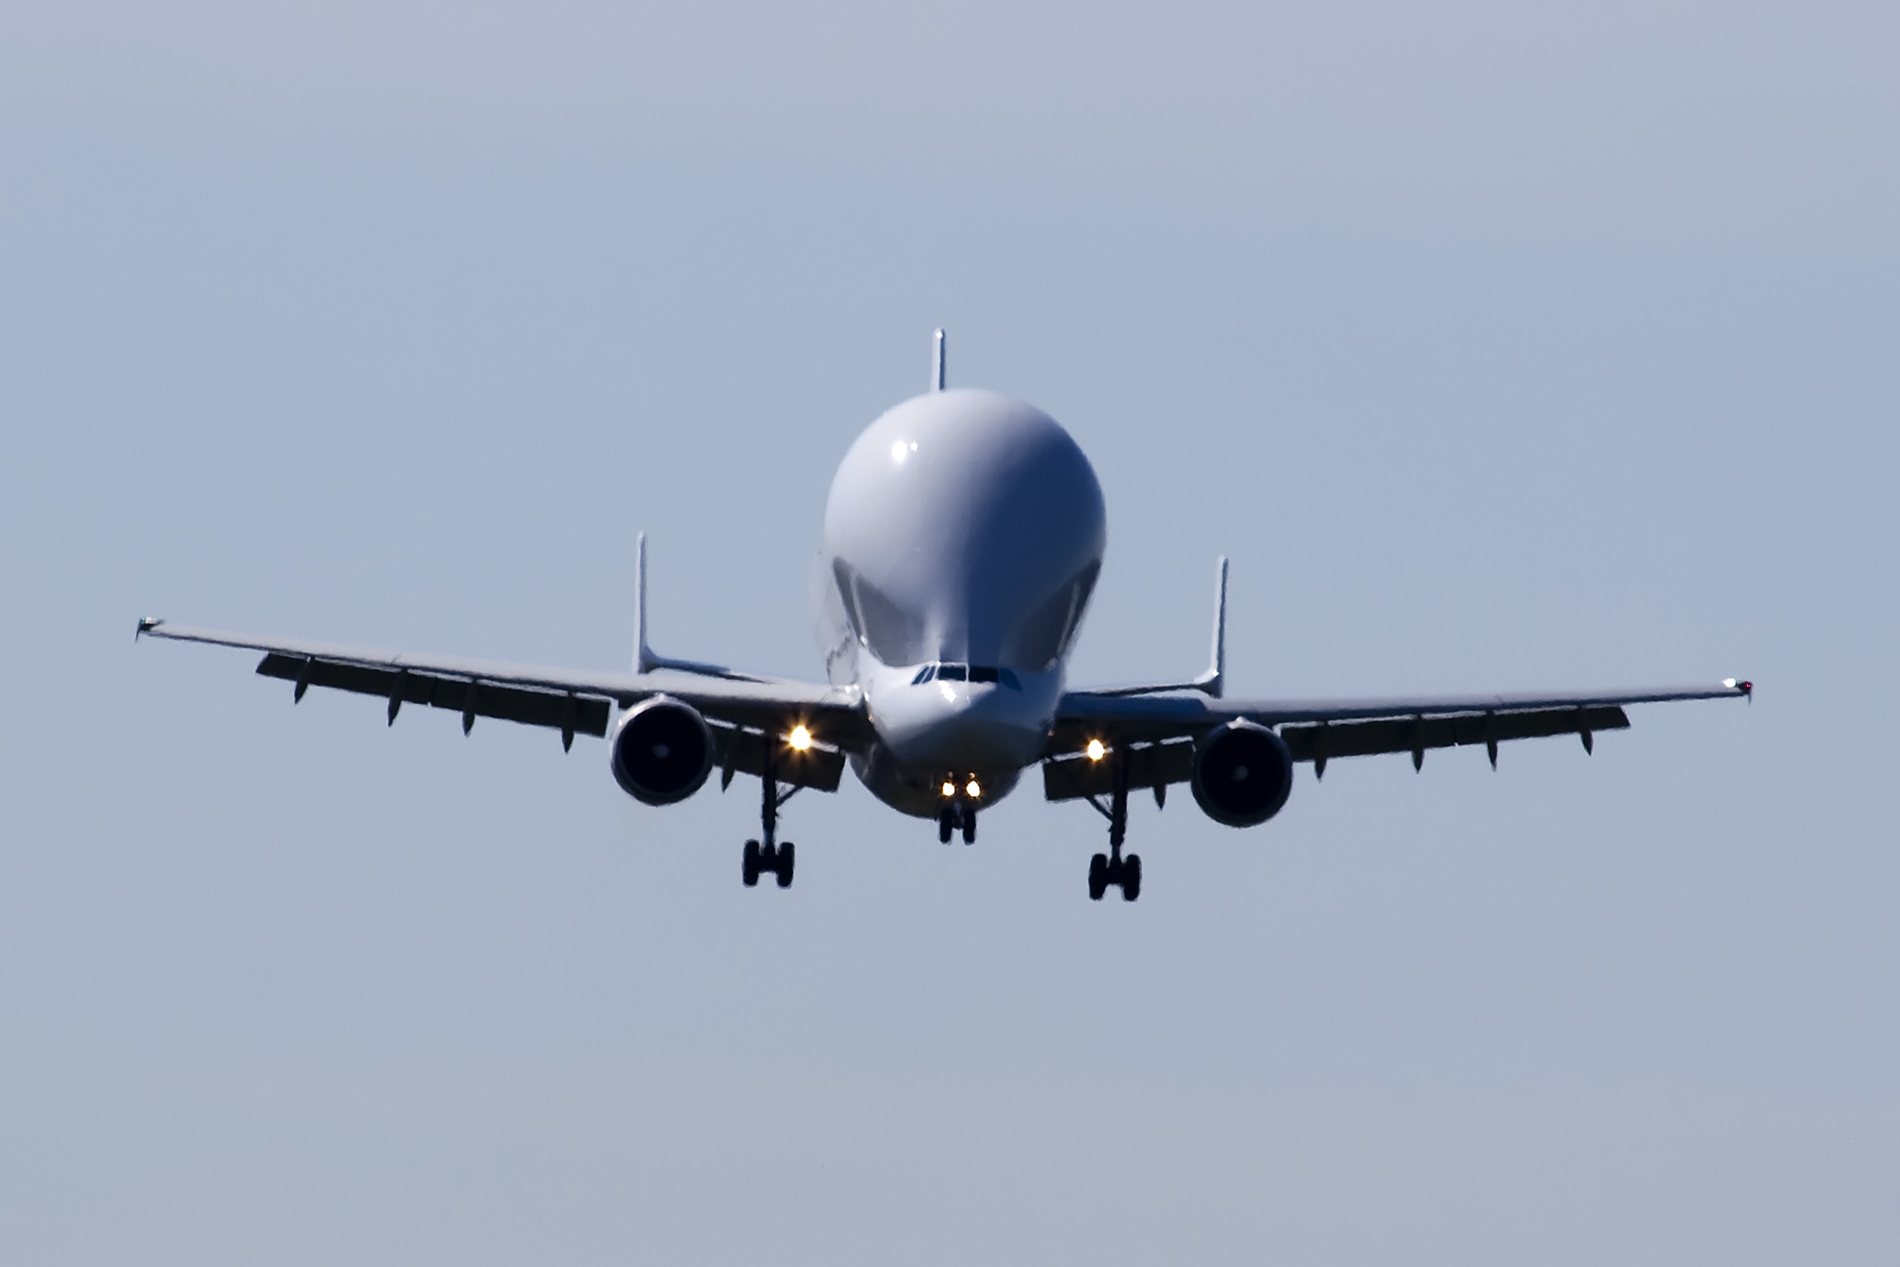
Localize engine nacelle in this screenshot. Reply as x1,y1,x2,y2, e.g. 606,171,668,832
1191,720,1294,827
610,696,714,806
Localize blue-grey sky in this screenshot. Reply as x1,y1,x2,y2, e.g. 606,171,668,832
1,3,1895,1263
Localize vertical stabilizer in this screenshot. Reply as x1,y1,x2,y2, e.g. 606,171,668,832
634,532,654,674
1192,556,1228,697
628,534,758,681
932,329,946,392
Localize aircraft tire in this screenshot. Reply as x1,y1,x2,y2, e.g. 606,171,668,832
1088,853,1108,901
777,841,795,889
1122,854,1142,902
742,840,761,887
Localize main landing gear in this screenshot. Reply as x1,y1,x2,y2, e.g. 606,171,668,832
1086,748,1141,902
742,837,793,889
743,742,798,890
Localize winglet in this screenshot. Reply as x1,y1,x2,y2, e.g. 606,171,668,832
932,329,946,392
136,616,162,641
634,533,654,674
1190,556,1227,698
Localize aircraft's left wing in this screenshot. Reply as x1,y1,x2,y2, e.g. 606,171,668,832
1044,678,1751,799
137,619,873,792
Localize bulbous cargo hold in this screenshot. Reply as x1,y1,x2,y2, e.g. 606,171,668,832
610,696,714,805
1191,720,1294,827
818,388,1107,674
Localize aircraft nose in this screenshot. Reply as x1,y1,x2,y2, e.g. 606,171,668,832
876,679,1046,770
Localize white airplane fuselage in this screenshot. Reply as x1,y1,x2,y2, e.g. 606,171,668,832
813,388,1106,817
137,341,1750,899
135,331,1752,899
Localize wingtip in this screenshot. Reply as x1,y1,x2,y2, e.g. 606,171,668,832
1723,677,1754,701
136,616,162,640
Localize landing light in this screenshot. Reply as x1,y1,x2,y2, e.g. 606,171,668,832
788,725,812,751
1086,739,1106,762
966,779,981,798
941,781,956,797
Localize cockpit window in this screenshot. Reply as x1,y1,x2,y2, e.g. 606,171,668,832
910,663,1022,690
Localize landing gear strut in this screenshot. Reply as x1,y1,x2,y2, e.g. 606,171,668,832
1086,747,1141,902
743,740,798,889
937,799,976,845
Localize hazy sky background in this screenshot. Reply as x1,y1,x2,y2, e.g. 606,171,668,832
2,2,1895,1263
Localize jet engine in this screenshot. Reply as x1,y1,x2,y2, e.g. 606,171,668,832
610,696,714,805
1190,720,1294,827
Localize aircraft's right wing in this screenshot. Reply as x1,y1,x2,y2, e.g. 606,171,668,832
137,619,875,792
1043,679,1751,799
1043,558,1749,798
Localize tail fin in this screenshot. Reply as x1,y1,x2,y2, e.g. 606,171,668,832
634,532,655,674
1190,556,1227,698
631,534,769,683
1070,555,1228,699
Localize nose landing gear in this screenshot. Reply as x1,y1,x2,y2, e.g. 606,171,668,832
937,800,976,845
936,776,979,844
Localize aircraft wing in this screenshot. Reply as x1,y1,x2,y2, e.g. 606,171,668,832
137,619,873,791
1044,679,1751,797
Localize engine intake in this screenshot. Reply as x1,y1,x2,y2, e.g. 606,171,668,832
1191,720,1294,827
610,696,714,805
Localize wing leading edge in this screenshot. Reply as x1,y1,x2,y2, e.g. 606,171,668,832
1044,679,1750,800
138,619,873,792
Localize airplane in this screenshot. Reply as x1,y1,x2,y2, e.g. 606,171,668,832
139,331,1752,901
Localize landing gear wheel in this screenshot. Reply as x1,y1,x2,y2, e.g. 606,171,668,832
741,742,809,890
962,807,976,845
1083,746,1146,903
938,806,954,844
